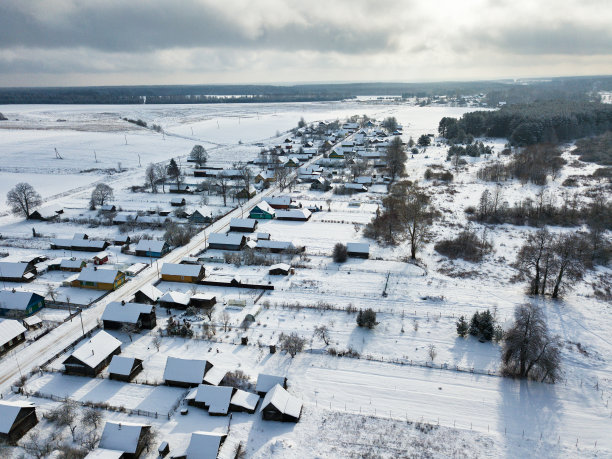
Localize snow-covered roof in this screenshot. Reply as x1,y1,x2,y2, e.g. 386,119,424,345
108,355,139,376
194,384,233,414
191,292,216,301
260,384,302,418
0,262,29,278
346,242,370,254
134,239,166,252
159,291,191,306
0,290,42,311
60,258,86,269
160,263,203,277
231,390,260,411
0,400,35,434
64,330,121,369
203,366,226,386
102,302,153,324
269,263,291,272
252,201,275,215
263,196,292,206
77,268,121,284
136,284,162,302
185,431,226,459
0,319,27,348
85,449,124,459
99,421,149,454
275,208,312,220
23,315,42,327
170,197,186,204
344,183,368,190
230,218,257,229
93,251,109,260
208,233,245,246
256,374,286,393
256,240,296,251
163,356,208,384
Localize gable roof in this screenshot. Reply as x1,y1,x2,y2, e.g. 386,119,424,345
251,201,275,215
202,366,226,386
64,330,121,369
160,263,203,277
60,258,86,269
231,390,260,412
77,268,121,284
230,218,257,229
275,209,311,220
136,284,162,302
185,431,227,459
108,355,140,376
346,242,370,254
102,302,153,324
0,319,27,348
0,401,35,435
260,384,302,418
99,421,150,454
194,385,233,415
134,239,167,253
263,196,292,206
159,291,191,306
256,374,286,393
0,262,29,278
269,263,291,272
0,290,43,311
85,449,124,459
163,356,208,385
208,233,245,247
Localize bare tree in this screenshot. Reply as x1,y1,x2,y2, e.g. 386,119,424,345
313,325,331,345
46,284,58,302
215,175,231,206
427,344,437,362
7,182,42,218
400,187,435,259
20,432,58,459
190,145,208,167
81,407,103,431
140,426,158,454
50,401,79,441
235,162,252,192
152,335,162,352
145,163,158,193
120,323,138,342
90,183,114,209
279,332,307,358
155,164,168,193
274,166,290,191
501,304,562,383
384,136,406,182
220,311,231,332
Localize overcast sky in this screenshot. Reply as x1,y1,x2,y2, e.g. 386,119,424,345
1,0,611,87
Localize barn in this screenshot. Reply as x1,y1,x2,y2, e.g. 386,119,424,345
0,401,38,443
260,384,302,422
230,389,260,414
0,262,36,282
108,356,144,382
346,242,370,259
62,330,122,376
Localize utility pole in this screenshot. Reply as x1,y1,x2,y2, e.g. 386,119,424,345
79,308,85,336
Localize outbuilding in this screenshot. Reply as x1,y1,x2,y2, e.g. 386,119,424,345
0,262,36,282
230,390,260,414
268,263,291,275
108,356,144,382
275,208,311,221
163,356,213,387
62,330,122,376
0,319,27,355
171,431,227,459
262,196,293,209
188,384,234,415
189,293,217,309
229,218,257,232
346,242,370,259
134,284,162,304
170,197,186,207
255,374,287,396
0,401,38,443
60,258,87,272
98,421,152,459
159,291,191,310
260,384,302,422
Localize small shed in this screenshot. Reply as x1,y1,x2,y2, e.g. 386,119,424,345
346,242,370,259
159,291,191,310
189,293,217,309
260,384,302,422
102,301,156,330
255,374,287,396
268,263,291,275
99,205,117,212
255,240,299,253
230,390,260,414
203,366,226,386
62,330,122,376
92,251,110,265
0,319,27,355
98,421,151,459
189,384,234,416
108,356,144,382
85,449,124,458
160,263,205,283
163,356,212,387
113,235,131,246
22,314,43,330
229,218,257,233
0,401,38,443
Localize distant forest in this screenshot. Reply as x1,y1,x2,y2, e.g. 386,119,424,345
439,100,612,146
1,75,612,105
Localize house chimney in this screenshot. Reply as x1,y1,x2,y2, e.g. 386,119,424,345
121,300,125,306
94,266,97,271
11,288,16,293
118,423,122,430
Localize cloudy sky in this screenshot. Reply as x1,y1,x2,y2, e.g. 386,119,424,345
0,0,611,87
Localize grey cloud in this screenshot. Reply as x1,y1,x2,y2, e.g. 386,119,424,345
0,1,396,55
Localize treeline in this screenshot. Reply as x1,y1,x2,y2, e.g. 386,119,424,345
439,100,612,145
572,131,612,165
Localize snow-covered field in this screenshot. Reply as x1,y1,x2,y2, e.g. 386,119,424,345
0,100,610,458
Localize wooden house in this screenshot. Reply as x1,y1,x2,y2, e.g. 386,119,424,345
254,170,276,184
310,177,332,191
73,267,126,291
102,301,156,330
189,293,217,309
108,356,144,382
99,205,116,212
170,197,186,207
60,258,87,272
22,315,43,330
134,240,169,258
0,262,36,283
255,240,299,253
260,384,302,422
0,319,27,355
0,290,45,318
51,234,109,252
236,186,256,200
163,357,212,388
189,209,213,224
188,385,234,415
160,263,205,283
0,401,38,443
262,196,293,209
256,374,288,396
62,331,121,376
92,251,110,265
134,284,162,304
275,208,312,221
229,218,257,232
230,390,260,414
207,233,246,251
168,184,191,194
159,291,191,309
114,235,131,246
249,201,275,219
268,263,291,275
171,431,227,459
347,242,370,259
98,421,151,459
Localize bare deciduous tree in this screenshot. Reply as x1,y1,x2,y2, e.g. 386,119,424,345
152,335,162,351
20,432,58,459
145,163,158,193
427,344,437,362
313,325,331,345
220,311,231,332
215,175,231,207
279,332,307,358
81,407,103,431
90,183,114,209
190,145,208,167
501,304,562,383
384,136,407,182
155,164,168,193
7,182,42,218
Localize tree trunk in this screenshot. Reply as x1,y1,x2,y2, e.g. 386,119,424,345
551,265,565,299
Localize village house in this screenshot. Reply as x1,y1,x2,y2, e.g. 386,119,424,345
160,263,205,283
255,240,299,253
249,201,275,219
98,421,152,459
235,185,257,200
134,239,170,258
268,263,292,275
347,242,370,259
263,196,293,209
92,251,110,265
0,262,36,283
189,292,217,309
108,356,144,382
0,319,27,355
256,374,288,396
310,177,332,191
60,258,87,272
188,384,234,415
159,291,191,309
102,301,157,330
0,290,45,318
163,356,213,387
188,209,213,224
230,389,260,414
254,170,276,184
99,204,116,212
260,384,303,422
0,401,38,443
133,284,162,304
62,330,122,376
275,208,312,221
170,197,186,207
22,314,43,330
51,234,109,252
229,218,257,232
73,267,126,290
207,233,246,251
168,184,191,194
171,431,227,459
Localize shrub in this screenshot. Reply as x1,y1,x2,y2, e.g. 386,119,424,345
332,243,348,263
279,332,307,357
356,308,378,329
434,229,493,262
469,310,495,341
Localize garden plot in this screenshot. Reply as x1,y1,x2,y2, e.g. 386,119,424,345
24,372,186,414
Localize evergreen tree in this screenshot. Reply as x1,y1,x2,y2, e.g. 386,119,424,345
456,316,468,337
